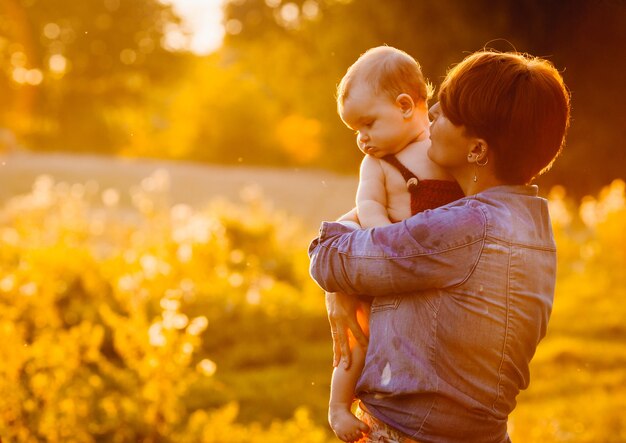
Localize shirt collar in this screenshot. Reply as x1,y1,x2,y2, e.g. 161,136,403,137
479,184,539,197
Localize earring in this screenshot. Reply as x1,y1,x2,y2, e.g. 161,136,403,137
473,156,488,182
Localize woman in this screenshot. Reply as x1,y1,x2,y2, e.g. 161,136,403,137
309,50,570,443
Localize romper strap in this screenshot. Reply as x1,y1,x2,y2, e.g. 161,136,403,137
381,154,420,192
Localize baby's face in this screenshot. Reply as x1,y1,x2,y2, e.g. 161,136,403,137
340,81,412,158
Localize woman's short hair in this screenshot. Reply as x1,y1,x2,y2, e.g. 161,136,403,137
439,50,571,184
337,46,433,114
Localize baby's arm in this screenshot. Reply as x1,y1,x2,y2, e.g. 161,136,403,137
356,155,392,228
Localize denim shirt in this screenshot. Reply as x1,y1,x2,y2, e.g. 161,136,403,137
308,185,556,443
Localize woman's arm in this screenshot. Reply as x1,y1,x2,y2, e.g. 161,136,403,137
309,201,486,296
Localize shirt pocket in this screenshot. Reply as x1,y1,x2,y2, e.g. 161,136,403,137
370,295,401,313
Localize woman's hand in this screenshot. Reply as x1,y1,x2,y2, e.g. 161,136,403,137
325,291,368,369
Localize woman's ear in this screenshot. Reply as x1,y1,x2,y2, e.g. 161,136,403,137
467,139,489,164
396,94,415,118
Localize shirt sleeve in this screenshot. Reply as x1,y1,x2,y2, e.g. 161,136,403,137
308,200,486,296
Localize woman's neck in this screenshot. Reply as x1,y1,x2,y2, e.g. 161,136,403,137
457,171,506,196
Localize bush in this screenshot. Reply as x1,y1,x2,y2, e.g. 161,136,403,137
0,171,331,442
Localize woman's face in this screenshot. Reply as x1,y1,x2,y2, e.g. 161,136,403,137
427,102,473,171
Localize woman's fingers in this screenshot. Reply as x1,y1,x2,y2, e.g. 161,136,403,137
338,324,351,369
329,318,351,368
330,325,344,367
347,315,369,350
327,292,350,367
326,291,367,369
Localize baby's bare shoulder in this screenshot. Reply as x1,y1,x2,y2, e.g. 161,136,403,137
359,154,384,175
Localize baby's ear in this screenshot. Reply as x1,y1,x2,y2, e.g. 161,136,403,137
396,93,415,118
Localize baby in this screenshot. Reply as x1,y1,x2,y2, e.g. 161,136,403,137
328,46,464,442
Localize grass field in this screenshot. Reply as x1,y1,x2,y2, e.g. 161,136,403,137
2,150,358,231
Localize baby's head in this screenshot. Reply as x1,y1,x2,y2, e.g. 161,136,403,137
337,46,433,117
337,46,433,157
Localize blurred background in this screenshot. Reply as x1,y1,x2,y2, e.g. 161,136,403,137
1,0,625,441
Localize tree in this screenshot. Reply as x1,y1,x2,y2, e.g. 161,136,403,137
0,0,185,153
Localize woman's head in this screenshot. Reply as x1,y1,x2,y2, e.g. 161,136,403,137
336,46,433,116
437,50,571,184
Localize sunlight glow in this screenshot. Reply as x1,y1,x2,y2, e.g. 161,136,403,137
197,358,217,376
43,22,61,39
161,0,226,55
48,54,68,74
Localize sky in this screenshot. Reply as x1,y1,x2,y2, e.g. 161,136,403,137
160,0,226,55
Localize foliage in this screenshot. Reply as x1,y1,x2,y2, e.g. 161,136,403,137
0,0,185,153
0,171,332,442
118,55,288,166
